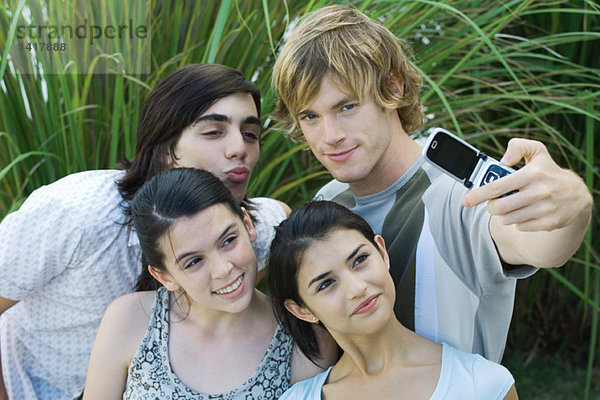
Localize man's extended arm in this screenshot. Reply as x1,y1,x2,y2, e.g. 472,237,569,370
462,138,593,268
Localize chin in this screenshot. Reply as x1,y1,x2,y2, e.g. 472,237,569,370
327,162,368,181
334,171,370,185
230,185,248,203
229,291,254,313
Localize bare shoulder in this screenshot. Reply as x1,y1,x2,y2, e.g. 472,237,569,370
98,291,156,349
104,291,155,323
84,290,158,398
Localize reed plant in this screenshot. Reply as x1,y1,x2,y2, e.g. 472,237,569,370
0,0,598,396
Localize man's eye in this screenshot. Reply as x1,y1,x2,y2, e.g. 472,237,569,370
243,131,259,141
301,113,317,121
317,279,334,292
202,131,222,137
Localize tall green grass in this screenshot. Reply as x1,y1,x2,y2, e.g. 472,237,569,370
0,0,598,396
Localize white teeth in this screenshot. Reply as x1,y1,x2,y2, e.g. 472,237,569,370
215,275,243,295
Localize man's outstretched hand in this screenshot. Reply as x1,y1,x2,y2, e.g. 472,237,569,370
462,138,592,232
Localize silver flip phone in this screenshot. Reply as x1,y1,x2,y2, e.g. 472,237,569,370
422,128,515,190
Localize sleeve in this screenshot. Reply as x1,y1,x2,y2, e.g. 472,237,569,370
0,184,83,300
248,197,287,271
279,373,326,400
278,385,299,400
472,354,515,399
313,179,349,201
422,172,536,295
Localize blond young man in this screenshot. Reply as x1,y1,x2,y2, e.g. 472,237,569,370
273,5,592,363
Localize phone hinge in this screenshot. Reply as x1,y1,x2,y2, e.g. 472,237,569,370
464,152,488,189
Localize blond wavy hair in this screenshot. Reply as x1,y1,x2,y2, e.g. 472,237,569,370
272,5,424,140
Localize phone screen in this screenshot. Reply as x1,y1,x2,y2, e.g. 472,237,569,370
425,132,479,180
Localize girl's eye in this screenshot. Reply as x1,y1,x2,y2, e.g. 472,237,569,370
342,104,355,111
317,278,334,292
353,254,369,268
223,235,237,248
185,257,202,269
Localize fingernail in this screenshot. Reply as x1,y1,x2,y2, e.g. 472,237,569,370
500,155,511,165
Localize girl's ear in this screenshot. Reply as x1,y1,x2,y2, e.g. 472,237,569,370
241,207,257,243
374,234,390,271
147,265,180,292
284,299,320,324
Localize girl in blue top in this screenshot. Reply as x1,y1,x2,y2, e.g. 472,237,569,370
268,201,519,399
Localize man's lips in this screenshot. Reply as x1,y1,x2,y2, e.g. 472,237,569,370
352,294,380,315
226,167,250,183
324,146,358,162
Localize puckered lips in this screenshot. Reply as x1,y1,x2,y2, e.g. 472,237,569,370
213,273,245,299
324,146,358,163
352,293,380,316
226,167,250,183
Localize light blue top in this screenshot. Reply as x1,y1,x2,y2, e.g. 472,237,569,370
280,343,514,400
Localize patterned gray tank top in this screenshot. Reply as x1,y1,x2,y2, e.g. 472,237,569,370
123,287,294,399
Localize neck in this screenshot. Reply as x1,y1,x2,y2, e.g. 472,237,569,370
349,127,423,197
331,317,419,376
170,289,271,336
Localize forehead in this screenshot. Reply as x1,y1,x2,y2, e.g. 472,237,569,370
160,204,241,258
298,229,369,278
201,92,258,118
295,73,355,112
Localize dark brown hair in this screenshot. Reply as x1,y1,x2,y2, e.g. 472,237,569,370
118,64,261,205
268,201,377,363
131,168,244,291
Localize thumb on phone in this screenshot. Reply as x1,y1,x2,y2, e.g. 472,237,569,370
500,138,547,167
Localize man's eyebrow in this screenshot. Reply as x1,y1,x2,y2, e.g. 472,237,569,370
243,116,261,126
297,97,357,116
331,97,356,111
296,109,313,117
195,113,229,124
194,114,261,126
175,223,236,263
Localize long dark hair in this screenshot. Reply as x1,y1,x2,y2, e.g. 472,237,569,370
131,168,244,291
267,201,378,363
118,64,261,207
